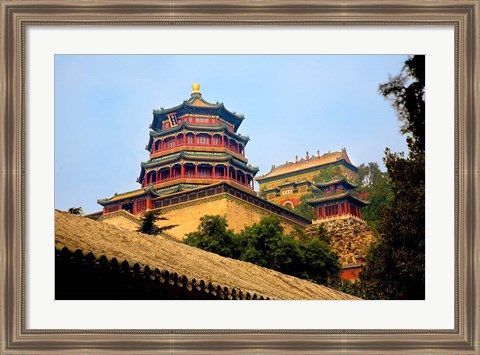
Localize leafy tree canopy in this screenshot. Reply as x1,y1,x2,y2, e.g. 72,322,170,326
356,162,393,232
185,215,340,286
360,55,425,300
184,215,238,258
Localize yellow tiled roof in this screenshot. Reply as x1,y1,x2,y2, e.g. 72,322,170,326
257,151,352,181
102,188,146,202
55,210,358,300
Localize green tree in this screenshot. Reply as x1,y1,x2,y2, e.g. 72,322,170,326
68,207,83,215
361,55,425,300
299,225,340,285
357,162,382,188
137,209,177,235
238,216,285,268
184,215,238,258
270,234,304,277
183,214,342,286
356,162,393,232
378,55,425,153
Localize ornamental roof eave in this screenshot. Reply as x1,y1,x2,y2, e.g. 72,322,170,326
152,100,244,131
97,186,160,206
256,155,359,183
139,152,259,176
314,176,358,189
306,192,369,207
149,122,250,143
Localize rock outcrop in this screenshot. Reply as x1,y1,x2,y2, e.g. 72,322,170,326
307,216,376,265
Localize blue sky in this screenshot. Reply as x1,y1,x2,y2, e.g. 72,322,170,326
55,55,409,213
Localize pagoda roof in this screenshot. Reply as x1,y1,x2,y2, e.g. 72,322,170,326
152,92,244,132
97,186,160,205
137,151,259,183
140,151,255,169
256,150,356,182
314,176,358,189
306,191,369,207
146,122,250,151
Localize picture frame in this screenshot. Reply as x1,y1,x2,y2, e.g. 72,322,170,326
1,0,478,353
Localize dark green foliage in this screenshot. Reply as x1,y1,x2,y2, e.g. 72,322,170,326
185,215,340,286
238,216,285,268
68,207,83,215
184,215,238,258
356,162,393,232
333,280,367,299
270,235,305,277
137,210,177,236
291,192,317,220
301,237,340,285
361,151,425,299
378,55,425,154
311,224,331,244
313,165,338,182
360,55,425,300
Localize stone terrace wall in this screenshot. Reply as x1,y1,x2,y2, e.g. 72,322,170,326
307,216,376,265
159,194,306,240
100,193,307,240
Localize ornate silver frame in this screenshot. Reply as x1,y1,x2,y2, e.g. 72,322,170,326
1,0,478,353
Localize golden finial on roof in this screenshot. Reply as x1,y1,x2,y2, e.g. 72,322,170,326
192,83,201,95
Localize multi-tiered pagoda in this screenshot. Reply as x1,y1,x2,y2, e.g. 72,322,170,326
306,177,368,220
98,84,259,215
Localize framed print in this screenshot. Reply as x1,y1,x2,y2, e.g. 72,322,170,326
1,0,479,353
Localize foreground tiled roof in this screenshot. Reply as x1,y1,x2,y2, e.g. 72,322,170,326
55,210,358,300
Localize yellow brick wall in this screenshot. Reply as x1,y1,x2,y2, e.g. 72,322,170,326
156,194,305,240
99,194,306,240
223,196,302,235
157,196,230,240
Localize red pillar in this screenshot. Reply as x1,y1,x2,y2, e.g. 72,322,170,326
210,135,213,147
146,198,153,210
183,134,186,146
221,135,224,147
181,164,185,178
169,166,172,180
